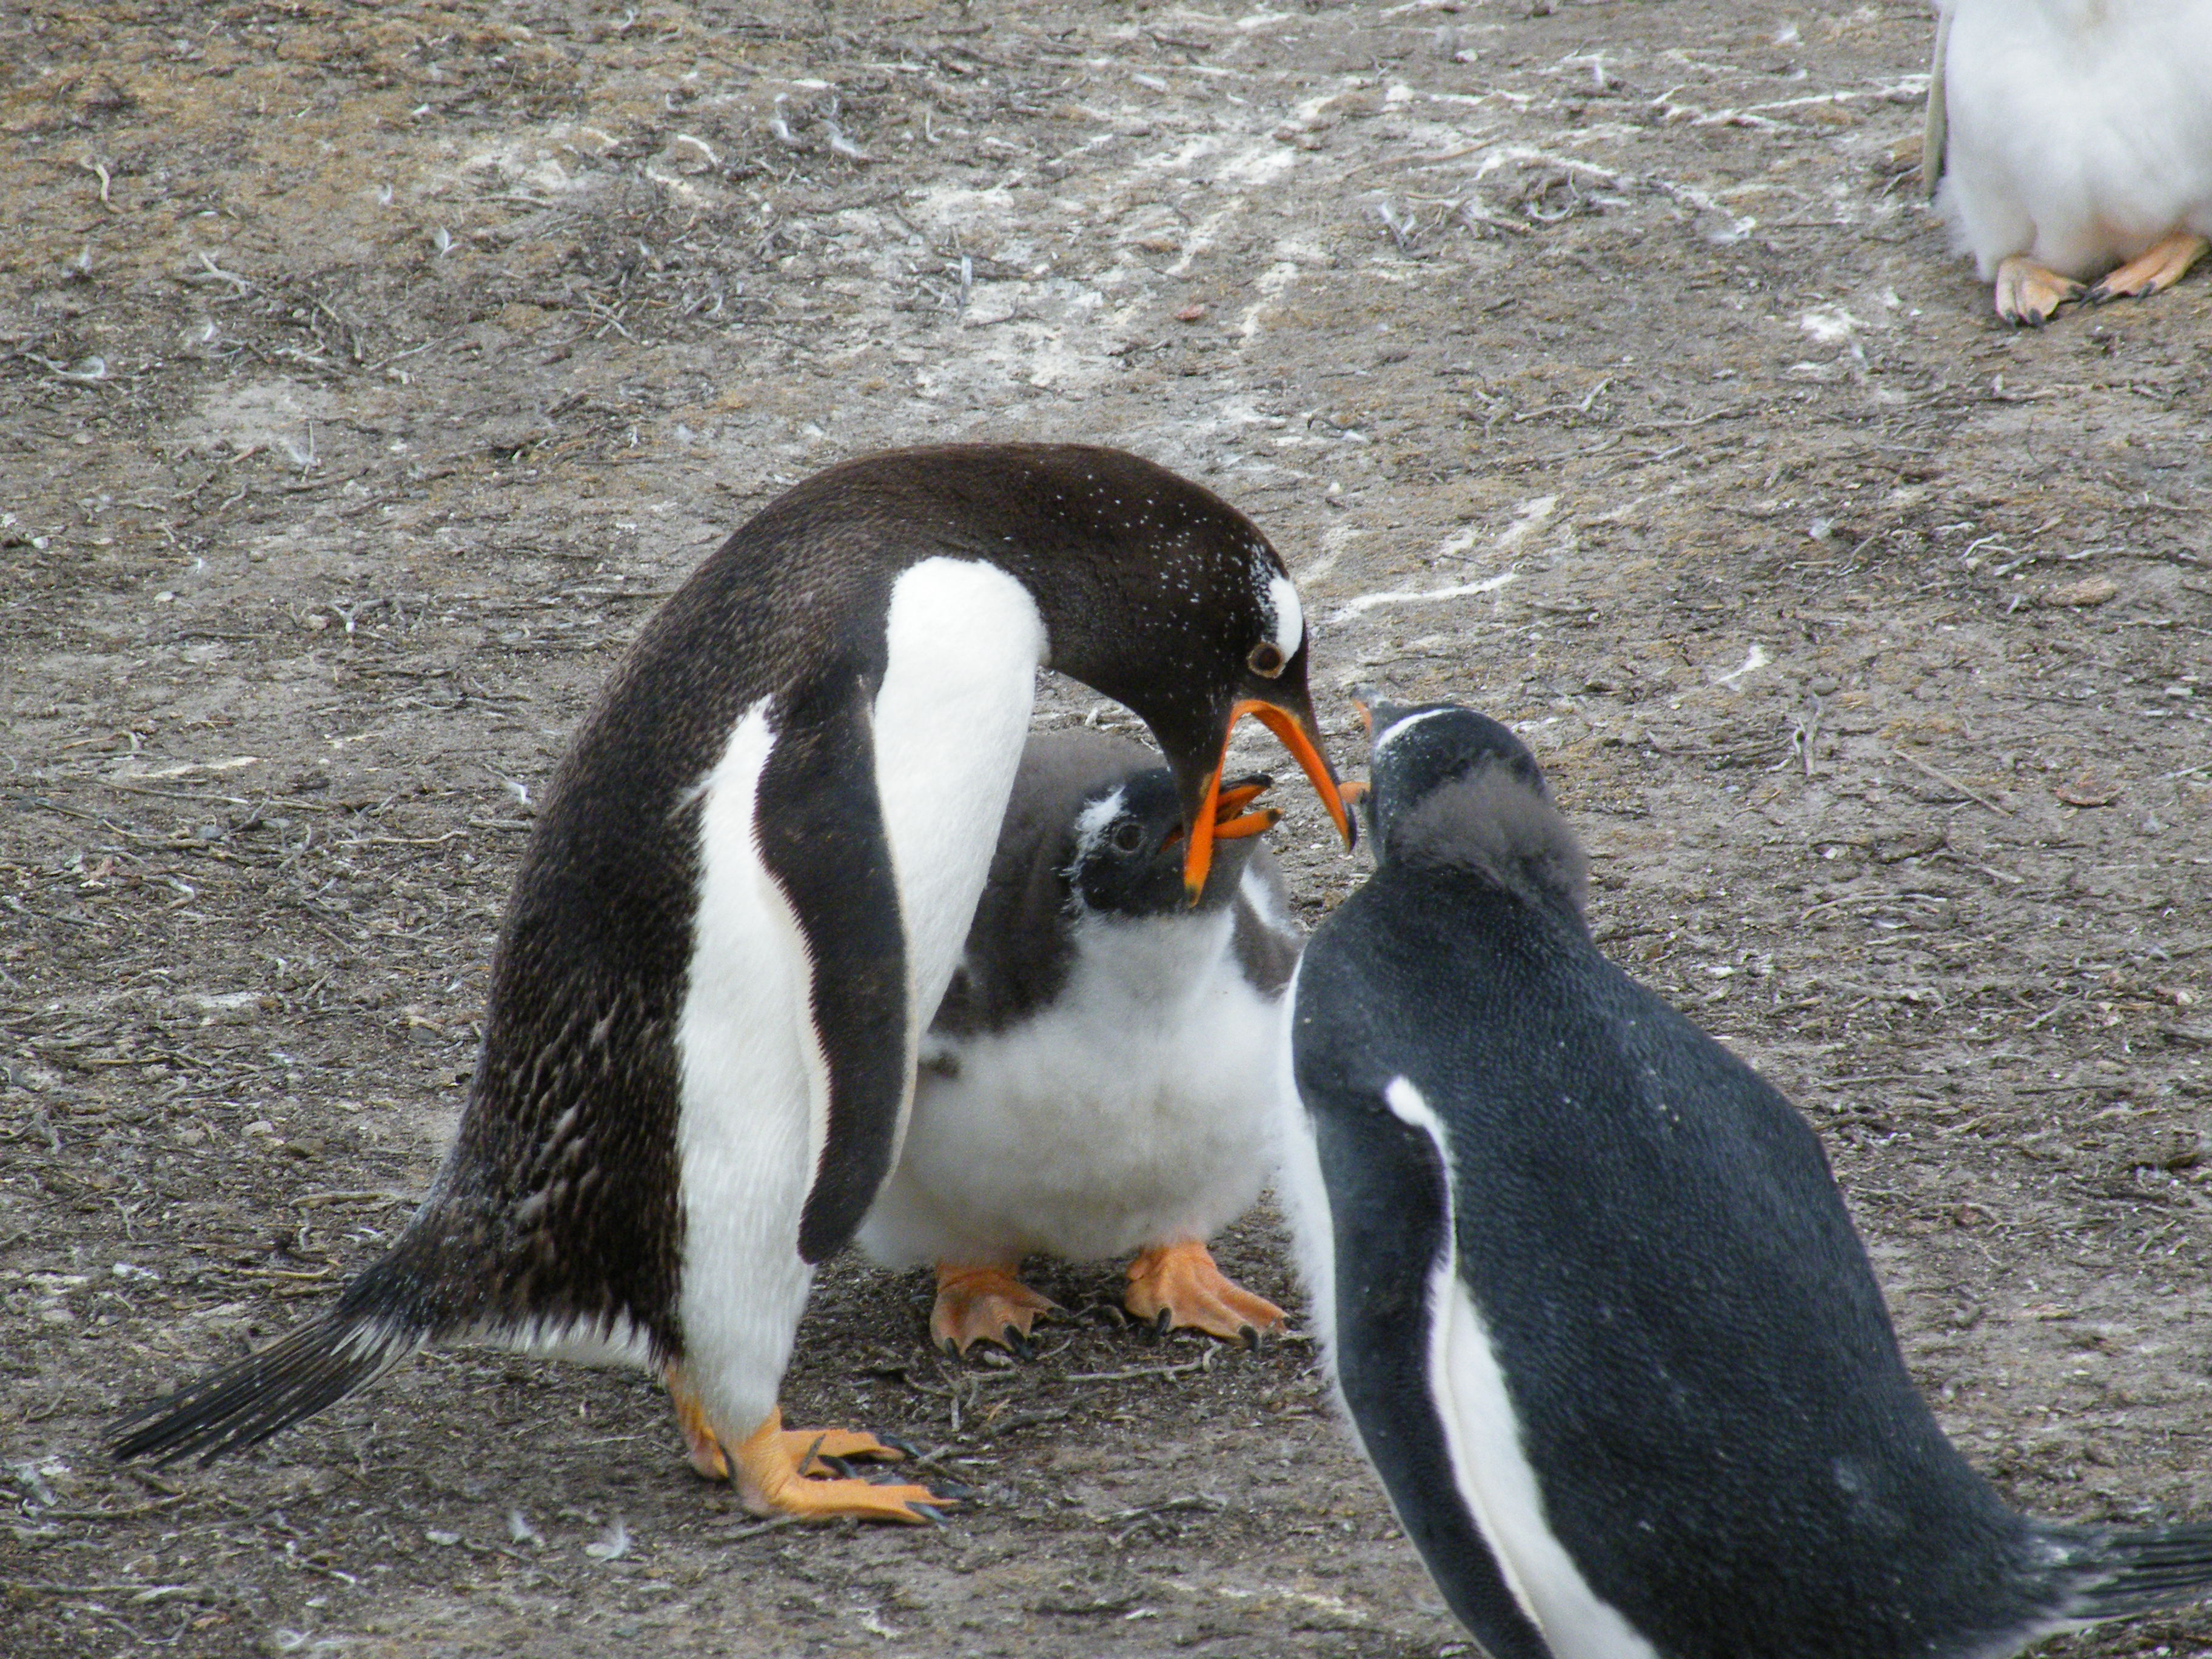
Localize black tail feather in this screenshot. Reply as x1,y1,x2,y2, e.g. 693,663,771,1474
111,1315,421,1467
2057,1523,2212,1623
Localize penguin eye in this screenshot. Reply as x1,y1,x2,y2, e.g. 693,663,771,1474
1111,821,1144,854
1247,641,1286,679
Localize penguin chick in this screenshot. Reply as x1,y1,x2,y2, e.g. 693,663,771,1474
857,728,1299,1355
1928,0,2212,324
1281,697,2212,1658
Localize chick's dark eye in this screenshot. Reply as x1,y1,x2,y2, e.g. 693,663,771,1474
1247,641,1286,678
1111,821,1144,854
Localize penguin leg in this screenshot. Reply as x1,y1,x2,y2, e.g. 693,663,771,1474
1125,1240,1287,1344
1993,255,2083,326
931,1262,1062,1356
2089,232,2211,303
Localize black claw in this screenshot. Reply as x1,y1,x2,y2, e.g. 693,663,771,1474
878,1433,921,1460
1153,1308,1173,1337
1241,1324,1261,1353
908,1502,948,1527
1006,1327,1034,1360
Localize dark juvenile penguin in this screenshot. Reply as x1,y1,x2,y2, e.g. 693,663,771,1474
112,444,1352,1524
1279,696,2212,1656
857,728,1301,1355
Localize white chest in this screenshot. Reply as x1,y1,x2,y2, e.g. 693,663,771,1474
873,558,1048,1024
876,908,1289,1262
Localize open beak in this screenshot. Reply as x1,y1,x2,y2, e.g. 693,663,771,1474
1165,775,1279,851
1212,774,1278,841
1181,698,1353,901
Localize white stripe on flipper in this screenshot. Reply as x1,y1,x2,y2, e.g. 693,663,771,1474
1275,957,1339,1367
476,1312,655,1370
1384,1076,1663,1659
1238,860,1297,942
674,697,820,1439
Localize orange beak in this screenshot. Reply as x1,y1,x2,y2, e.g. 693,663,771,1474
1165,777,1280,851
1212,776,1279,841
1182,699,1353,902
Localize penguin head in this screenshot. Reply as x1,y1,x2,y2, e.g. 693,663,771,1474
1008,450,1353,900
1354,695,1589,922
1064,766,1275,920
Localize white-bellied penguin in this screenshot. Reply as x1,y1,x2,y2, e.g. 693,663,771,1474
1926,0,2212,324
112,444,1352,1524
1278,694,2212,1654
857,727,1301,1355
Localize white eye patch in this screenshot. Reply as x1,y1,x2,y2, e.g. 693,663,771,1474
1265,569,1305,662
1071,786,1128,860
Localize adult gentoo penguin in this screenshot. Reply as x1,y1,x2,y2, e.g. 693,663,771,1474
1926,0,2212,324
1279,695,2212,1655
112,444,1352,1523
857,728,1301,1355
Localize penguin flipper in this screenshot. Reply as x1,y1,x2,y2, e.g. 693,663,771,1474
111,1312,419,1466
755,677,914,1265
1305,1092,1555,1659
1922,6,1950,199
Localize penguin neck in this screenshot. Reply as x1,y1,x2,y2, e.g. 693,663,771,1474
1065,905,1238,1016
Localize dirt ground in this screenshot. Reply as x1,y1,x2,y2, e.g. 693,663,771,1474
3,1,2209,1655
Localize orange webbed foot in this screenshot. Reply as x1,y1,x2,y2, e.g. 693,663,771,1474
931,1262,1062,1356
667,1374,948,1524
2088,232,2211,303
1125,1240,1287,1345
732,1409,946,1523
1994,255,2083,326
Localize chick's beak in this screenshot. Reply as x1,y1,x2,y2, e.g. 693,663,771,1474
1212,776,1278,840
1179,697,1353,902
1162,777,1278,851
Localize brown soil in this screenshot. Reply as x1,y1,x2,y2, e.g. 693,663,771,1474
4,2,2209,1656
